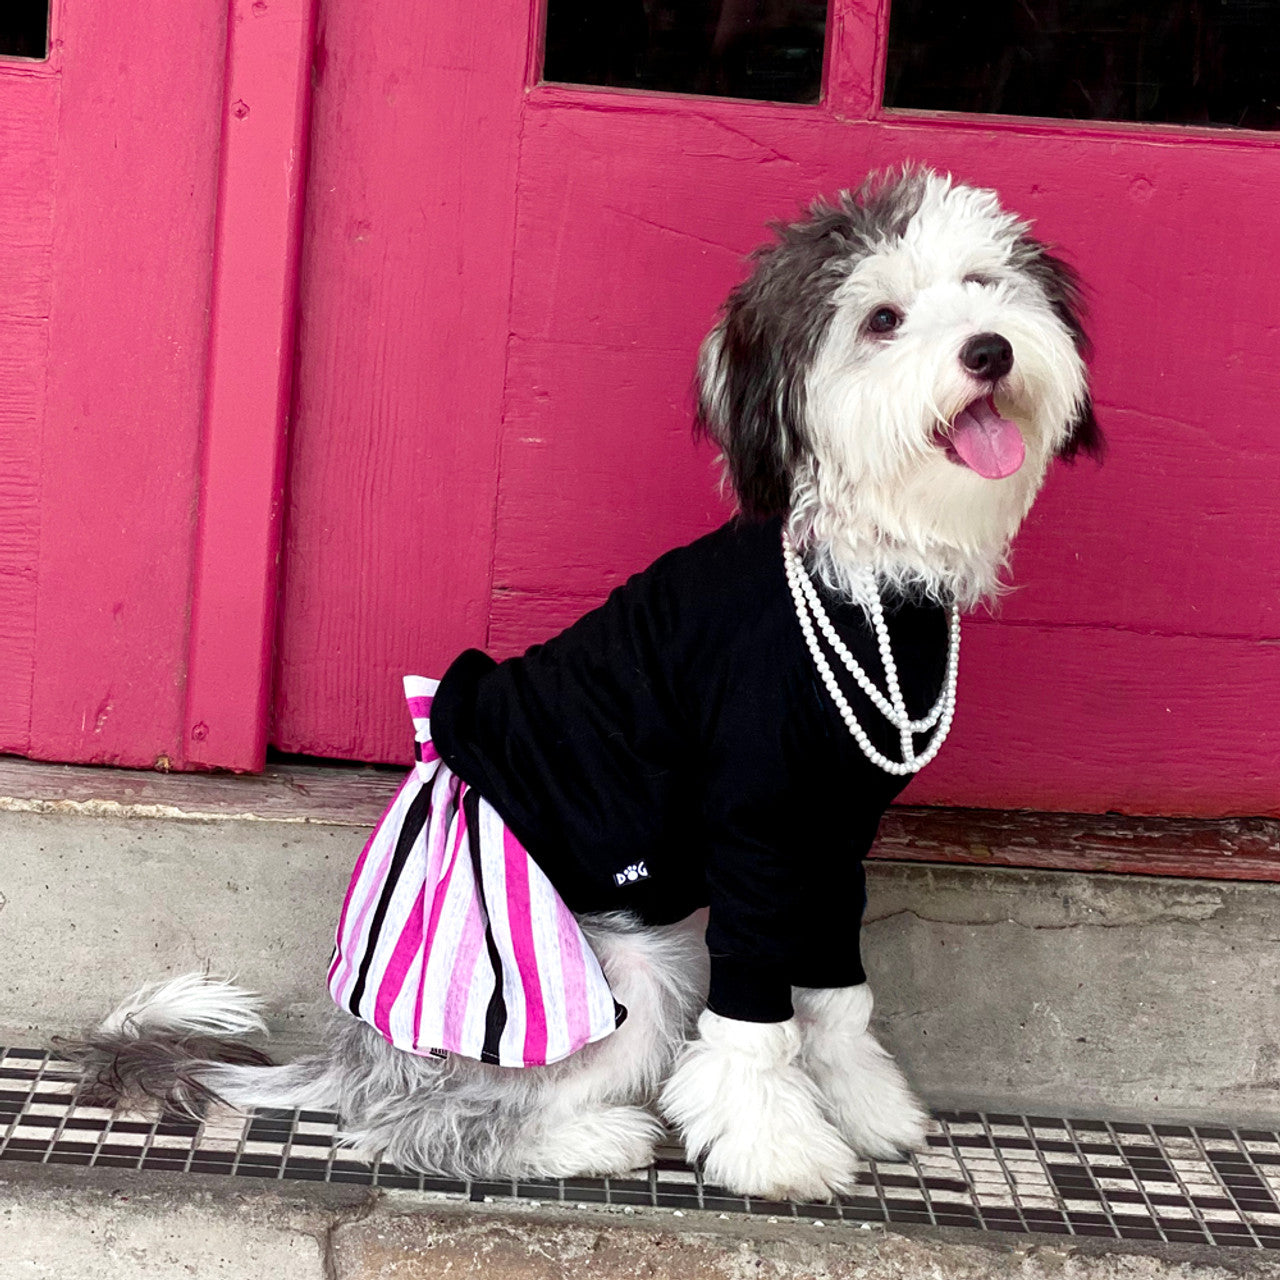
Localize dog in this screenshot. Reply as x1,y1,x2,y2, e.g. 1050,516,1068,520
65,167,1098,1203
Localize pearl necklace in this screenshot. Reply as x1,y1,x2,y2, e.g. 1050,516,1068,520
782,530,960,777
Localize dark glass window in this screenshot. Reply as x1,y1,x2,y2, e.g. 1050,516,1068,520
543,0,828,104
0,0,48,59
885,0,1280,131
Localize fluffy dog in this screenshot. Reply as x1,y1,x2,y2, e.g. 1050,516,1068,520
66,167,1098,1203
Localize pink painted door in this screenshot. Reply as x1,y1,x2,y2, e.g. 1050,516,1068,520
1,0,314,772
273,0,1279,818
1,1,226,771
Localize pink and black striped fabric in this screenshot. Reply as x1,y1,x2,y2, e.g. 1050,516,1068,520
327,676,626,1068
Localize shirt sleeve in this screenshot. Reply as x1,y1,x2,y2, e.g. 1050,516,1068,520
702,801,870,1021
699,661,873,1023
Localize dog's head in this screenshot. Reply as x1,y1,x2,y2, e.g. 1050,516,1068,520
696,167,1100,604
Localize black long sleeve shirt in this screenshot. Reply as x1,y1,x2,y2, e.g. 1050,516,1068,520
431,515,949,1023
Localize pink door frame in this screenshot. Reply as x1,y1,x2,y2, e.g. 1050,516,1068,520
183,0,318,769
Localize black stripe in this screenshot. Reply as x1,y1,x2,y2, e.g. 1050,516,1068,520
463,787,508,1064
347,781,434,1016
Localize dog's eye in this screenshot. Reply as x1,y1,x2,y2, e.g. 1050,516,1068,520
963,273,997,288
866,306,902,335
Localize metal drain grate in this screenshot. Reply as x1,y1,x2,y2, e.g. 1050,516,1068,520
3,1048,1278,1247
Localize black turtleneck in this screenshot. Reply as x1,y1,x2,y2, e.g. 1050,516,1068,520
431,515,949,1023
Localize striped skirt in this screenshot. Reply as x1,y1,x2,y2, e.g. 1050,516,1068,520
327,677,625,1068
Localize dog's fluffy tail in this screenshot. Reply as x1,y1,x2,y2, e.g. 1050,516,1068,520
60,973,336,1115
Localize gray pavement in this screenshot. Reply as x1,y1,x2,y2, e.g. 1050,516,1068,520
3,1164,1280,1280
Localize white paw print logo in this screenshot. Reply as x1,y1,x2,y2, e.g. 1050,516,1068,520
613,861,650,887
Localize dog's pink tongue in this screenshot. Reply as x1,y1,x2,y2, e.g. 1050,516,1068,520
950,398,1025,479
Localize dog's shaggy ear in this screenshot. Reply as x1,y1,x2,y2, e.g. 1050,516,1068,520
1013,239,1104,462
695,315,800,518
696,203,862,517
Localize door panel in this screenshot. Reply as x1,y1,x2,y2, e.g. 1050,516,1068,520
277,2,1279,816
0,77,54,754
0,3,226,768
269,0,532,760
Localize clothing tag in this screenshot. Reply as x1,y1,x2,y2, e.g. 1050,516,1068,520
613,861,650,887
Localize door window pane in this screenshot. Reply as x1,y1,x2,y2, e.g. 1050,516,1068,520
543,0,828,104
0,0,48,59
885,0,1280,131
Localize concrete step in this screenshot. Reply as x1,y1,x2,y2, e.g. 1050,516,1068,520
0,756,1277,1121
3,1152,1280,1279
2,758,1280,1275
10,1167,1280,1274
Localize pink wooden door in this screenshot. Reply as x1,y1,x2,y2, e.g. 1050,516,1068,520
273,0,1279,818
1,0,313,772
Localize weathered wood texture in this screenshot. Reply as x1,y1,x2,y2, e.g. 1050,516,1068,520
184,0,319,771
4,0,1276,828
1,2,319,772
11,3,227,768
0,72,55,757
873,806,1280,882
485,90,1280,817
269,0,533,760
2,755,1275,884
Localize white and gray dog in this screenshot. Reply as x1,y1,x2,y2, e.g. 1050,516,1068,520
67,167,1098,1203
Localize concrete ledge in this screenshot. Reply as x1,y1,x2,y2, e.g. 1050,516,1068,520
2,1161,1278,1280
0,758,1277,1121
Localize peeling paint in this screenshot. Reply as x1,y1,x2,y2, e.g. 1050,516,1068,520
0,796,325,824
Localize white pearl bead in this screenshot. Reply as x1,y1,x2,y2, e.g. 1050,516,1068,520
783,530,959,776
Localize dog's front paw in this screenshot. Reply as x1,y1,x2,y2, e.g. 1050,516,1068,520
700,1104,859,1202
796,985,931,1161
660,1011,860,1201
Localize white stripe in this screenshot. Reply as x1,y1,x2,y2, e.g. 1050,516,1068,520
476,799,525,1065
457,910,495,1060
334,776,421,1006
359,819,428,1023
527,857,569,1064
403,674,441,699
415,800,474,1053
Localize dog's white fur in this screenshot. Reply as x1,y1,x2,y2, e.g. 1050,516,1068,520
74,168,1093,1202
760,178,1085,605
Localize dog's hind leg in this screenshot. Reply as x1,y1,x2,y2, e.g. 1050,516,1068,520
500,913,706,1178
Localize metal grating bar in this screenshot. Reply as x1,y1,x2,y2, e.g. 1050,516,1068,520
0,1050,1276,1250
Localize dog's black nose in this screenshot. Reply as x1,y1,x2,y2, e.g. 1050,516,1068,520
960,333,1013,381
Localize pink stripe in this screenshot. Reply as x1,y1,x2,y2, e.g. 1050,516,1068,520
502,826,548,1066
555,894,590,1046
406,695,433,718
412,779,467,1040
372,883,426,1037
328,772,414,996
419,742,439,762
440,894,487,1051
422,781,467,956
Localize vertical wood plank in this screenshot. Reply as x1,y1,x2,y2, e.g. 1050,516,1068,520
823,0,885,119
28,0,227,767
183,0,319,771
0,75,57,754
270,0,532,762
